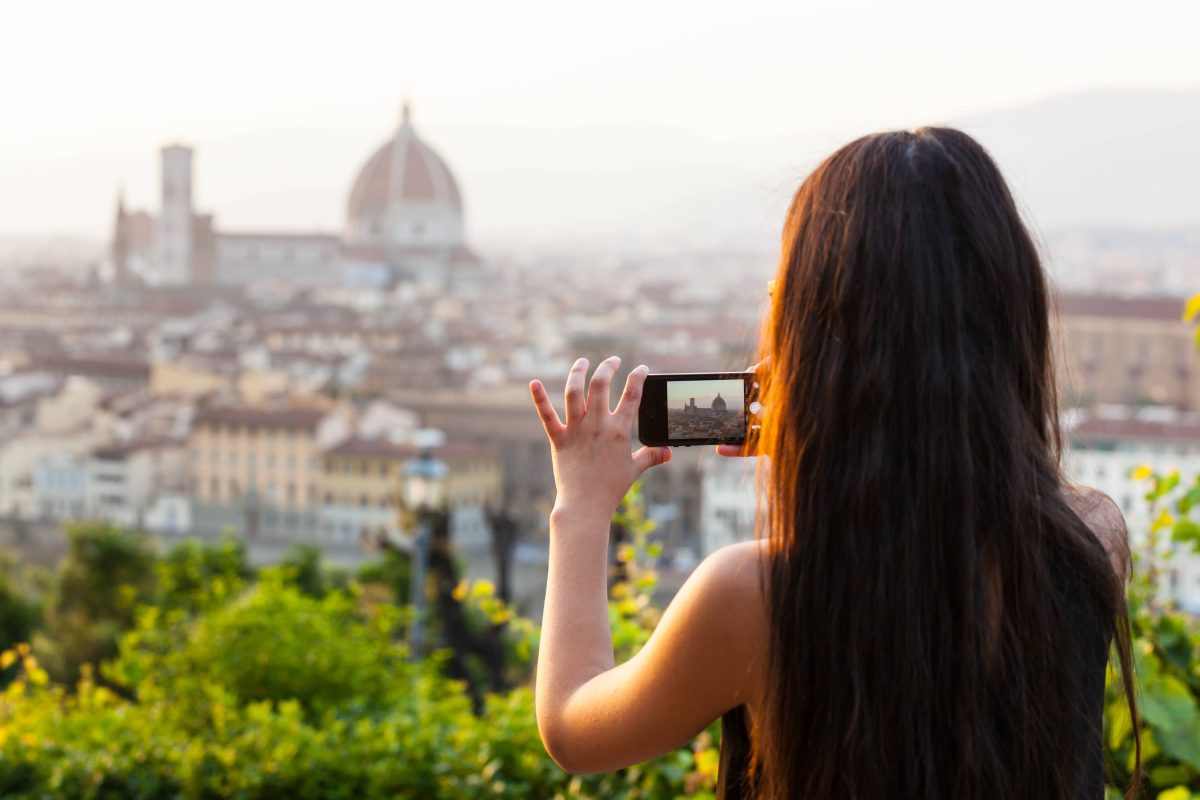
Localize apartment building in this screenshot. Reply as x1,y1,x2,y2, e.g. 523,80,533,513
318,436,501,548
1055,294,1198,410
188,401,352,540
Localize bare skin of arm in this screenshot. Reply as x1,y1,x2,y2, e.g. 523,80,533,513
529,356,767,775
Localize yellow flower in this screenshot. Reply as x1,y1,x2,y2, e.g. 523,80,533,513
451,580,469,602
0,651,15,670
1183,292,1200,323
1131,465,1153,481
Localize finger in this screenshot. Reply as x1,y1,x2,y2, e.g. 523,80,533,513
529,380,565,442
564,357,589,424
632,445,672,476
614,364,649,421
587,355,621,416
715,444,749,458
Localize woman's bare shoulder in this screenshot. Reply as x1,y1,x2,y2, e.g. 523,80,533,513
691,539,769,606
1062,484,1130,582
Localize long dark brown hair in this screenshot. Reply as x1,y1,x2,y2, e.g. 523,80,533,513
750,127,1140,799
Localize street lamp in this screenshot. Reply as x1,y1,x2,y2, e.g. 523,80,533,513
403,444,449,662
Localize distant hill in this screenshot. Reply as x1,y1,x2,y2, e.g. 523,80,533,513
469,86,1200,252
954,87,1200,231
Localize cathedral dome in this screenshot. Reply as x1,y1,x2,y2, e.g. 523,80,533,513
345,104,465,252
711,393,727,412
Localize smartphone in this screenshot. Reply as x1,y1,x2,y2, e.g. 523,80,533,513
637,372,755,447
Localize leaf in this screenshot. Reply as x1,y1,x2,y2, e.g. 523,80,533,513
1156,786,1195,800
1150,768,1195,791
1158,471,1182,497
1174,519,1200,552
1152,508,1176,534
1183,293,1200,323
1137,666,1200,770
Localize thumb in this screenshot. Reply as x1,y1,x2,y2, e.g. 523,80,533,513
632,446,672,476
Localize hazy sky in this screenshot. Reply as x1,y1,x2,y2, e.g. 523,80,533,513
3,0,1198,248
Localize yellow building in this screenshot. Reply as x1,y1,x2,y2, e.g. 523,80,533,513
152,360,232,398
317,437,501,545
152,359,290,402
1055,294,1199,410
189,402,350,539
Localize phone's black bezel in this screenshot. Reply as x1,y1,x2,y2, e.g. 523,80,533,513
637,371,753,447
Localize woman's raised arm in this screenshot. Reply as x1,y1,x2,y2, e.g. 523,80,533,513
529,356,766,774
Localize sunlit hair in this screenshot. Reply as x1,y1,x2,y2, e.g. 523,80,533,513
749,127,1140,799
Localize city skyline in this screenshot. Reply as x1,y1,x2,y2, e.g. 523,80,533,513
2,1,1199,249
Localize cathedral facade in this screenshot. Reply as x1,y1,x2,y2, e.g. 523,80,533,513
111,104,481,290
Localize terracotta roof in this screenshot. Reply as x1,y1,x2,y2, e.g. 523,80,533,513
34,353,151,378
192,404,328,430
93,436,183,460
1068,409,1200,444
218,232,339,242
347,108,462,222
325,437,418,460
436,440,498,461
1055,293,1189,322
323,437,496,463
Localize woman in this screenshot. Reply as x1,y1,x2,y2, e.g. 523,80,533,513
528,127,1140,799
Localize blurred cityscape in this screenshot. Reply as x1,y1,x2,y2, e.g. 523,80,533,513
0,100,1198,620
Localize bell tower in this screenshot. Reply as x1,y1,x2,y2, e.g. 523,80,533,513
157,144,194,284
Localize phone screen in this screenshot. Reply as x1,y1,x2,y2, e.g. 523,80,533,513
637,372,753,447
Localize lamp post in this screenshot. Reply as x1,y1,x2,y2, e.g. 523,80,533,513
403,445,449,662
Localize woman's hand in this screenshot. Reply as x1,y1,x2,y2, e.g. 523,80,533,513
716,360,767,458
530,356,672,521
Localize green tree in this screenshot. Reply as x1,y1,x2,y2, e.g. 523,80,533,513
33,522,156,684
0,555,38,658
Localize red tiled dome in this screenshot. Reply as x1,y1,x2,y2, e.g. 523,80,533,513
347,104,462,223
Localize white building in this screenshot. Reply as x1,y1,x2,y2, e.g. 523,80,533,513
32,453,88,521
143,492,193,537
698,456,758,556
86,439,190,529
1063,405,1200,613
0,378,103,518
